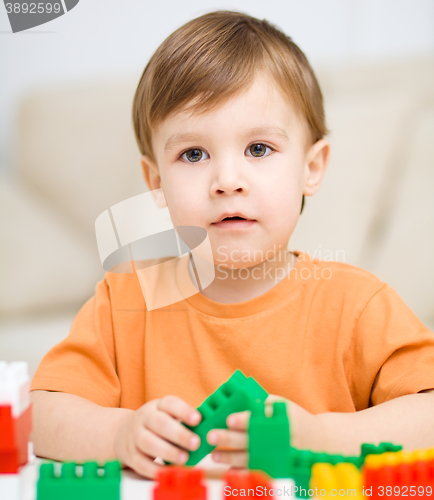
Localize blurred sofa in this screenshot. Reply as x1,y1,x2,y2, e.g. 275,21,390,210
1,58,433,332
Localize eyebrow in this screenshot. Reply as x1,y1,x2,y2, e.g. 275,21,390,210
164,125,289,152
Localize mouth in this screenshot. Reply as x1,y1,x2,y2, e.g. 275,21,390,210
212,213,256,229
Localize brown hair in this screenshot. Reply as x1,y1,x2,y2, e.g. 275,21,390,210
132,10,328,165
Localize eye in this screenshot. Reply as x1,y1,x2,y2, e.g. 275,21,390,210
246,143,275,158
178,148,210,163
177,143,275,163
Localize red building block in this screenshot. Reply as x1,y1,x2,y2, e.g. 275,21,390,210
224,469,272,498
363,462,396,500
363,454,434,500
396,462,413,489
153,466,206,500
411,461,430,500
427,457,434,487
0,404,32,473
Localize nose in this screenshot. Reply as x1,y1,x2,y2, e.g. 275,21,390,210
210,158,249,197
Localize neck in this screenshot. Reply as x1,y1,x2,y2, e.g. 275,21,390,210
189,248,297,304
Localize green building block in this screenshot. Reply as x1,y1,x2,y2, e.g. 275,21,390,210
360,442,402,459
288,449,312,497
184,370,268,466
37,460,121,500
249,401,291,478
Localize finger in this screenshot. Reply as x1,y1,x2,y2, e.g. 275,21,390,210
136,428,189,465
157,395,201,426
265,394,289,404
212,450,248,467
207,428,247,450
226,411,250,430
145,409,200,452
128,450,165,479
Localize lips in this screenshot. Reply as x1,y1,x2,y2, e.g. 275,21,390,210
213,212,254,223
211,212,257,230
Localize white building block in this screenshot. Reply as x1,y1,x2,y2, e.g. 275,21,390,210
206,479,224,500
0,471,24,500
273,478,297,497
0,361,30,417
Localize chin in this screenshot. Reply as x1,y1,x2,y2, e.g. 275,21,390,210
213,258,263,270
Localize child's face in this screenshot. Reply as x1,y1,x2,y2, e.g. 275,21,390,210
141,73,329,269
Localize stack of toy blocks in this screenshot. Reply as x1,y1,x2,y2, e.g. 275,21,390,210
287,442,402,498
153,466,206,500
363,448,434,500
184,370,268,466
0,361,32,500
310,447,434,500
247,399,404,499
37,460,121,500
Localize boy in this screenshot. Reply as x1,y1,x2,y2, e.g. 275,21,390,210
30,10,434,479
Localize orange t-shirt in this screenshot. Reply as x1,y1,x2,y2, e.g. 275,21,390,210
31,250,434,414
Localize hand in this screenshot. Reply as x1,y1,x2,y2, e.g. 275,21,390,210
207,409,249,467
206,395,288,468
113,396,202,479
207,394,318,467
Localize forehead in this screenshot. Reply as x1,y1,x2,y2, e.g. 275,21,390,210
153,74,306,152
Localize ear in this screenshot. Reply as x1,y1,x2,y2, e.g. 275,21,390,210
141,155,167,208
302,139,330,196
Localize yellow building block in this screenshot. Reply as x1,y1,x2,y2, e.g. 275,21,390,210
310,463,362,500
364,447,434,470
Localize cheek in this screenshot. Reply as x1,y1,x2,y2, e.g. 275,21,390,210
256,173,302,218
165,193,191,225
162,179,205,226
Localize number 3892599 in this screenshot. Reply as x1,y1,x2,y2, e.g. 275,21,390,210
5,3,62,14
378,486,432,496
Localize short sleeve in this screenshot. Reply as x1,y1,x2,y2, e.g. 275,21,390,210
348,283,434,409
30,278,121,407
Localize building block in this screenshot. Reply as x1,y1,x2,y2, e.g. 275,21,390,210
37,460,121,500
283,441,403,498
249,403,404,498
288,449,319,497
285,448,362,498
310,462,362,500
0,362,30,418
224,469,272,498
182,370,268,466
362,448,434,500
363,453,404,500
360,442,402,459
0,361,32,473
0,404,32,473
153,466,206,500
272,478,297,498
246,410,401,497
248,401,291,478
0,469,25,500
309,463,335,498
